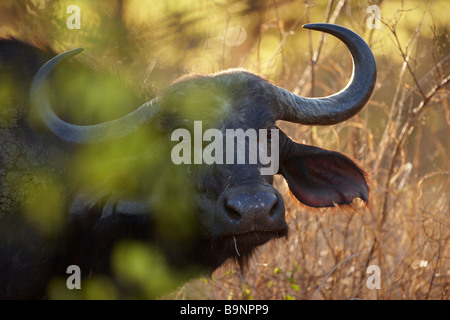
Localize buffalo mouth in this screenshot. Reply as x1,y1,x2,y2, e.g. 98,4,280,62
196,228,288,272
213,228,288,269
225,229,288,252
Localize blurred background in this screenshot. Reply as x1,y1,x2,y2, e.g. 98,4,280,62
0,0,448,299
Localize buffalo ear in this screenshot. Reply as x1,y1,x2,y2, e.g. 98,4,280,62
279,143,369,208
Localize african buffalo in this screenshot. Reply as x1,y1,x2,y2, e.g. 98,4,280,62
0,24,376,299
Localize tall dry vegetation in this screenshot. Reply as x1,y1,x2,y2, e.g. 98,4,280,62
175,2,449,300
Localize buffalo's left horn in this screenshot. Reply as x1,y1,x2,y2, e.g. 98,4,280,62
272,23,376,125
30,48,159,143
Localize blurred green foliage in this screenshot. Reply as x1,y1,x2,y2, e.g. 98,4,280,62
111,240,196,298
22,171,66,237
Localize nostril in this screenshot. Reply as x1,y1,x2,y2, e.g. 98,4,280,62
225,203,242,221
268,195,278,216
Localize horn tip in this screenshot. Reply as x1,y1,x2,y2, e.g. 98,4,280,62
302,23,337,30
65,47,84,59
302,23,323,28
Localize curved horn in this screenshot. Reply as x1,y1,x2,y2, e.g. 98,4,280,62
274,23,376,125
30,48,159,143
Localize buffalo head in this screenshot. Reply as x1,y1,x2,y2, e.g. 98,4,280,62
30,24,376,272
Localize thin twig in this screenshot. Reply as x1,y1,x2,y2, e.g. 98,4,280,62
312,251,366,300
